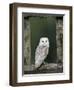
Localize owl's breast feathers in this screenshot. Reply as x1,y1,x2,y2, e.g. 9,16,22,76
36,46,49,57
40,46,48,55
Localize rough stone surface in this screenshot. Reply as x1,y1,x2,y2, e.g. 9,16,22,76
56,18,63,64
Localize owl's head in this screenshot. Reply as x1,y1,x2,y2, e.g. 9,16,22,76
39,37,49,47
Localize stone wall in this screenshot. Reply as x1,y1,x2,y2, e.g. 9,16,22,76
56,17,63,65
24,19,31,69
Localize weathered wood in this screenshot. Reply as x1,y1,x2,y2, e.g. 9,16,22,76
24,63,63,71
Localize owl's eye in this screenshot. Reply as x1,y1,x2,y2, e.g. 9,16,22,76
42,41,44,43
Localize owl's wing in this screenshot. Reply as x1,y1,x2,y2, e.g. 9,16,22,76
45,47,49,56
35,46,44,68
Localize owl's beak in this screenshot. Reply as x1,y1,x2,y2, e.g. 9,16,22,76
43,45,46,47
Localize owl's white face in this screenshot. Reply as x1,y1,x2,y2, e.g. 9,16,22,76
39,37,49,47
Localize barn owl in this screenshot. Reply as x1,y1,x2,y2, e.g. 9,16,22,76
35,37,49,69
